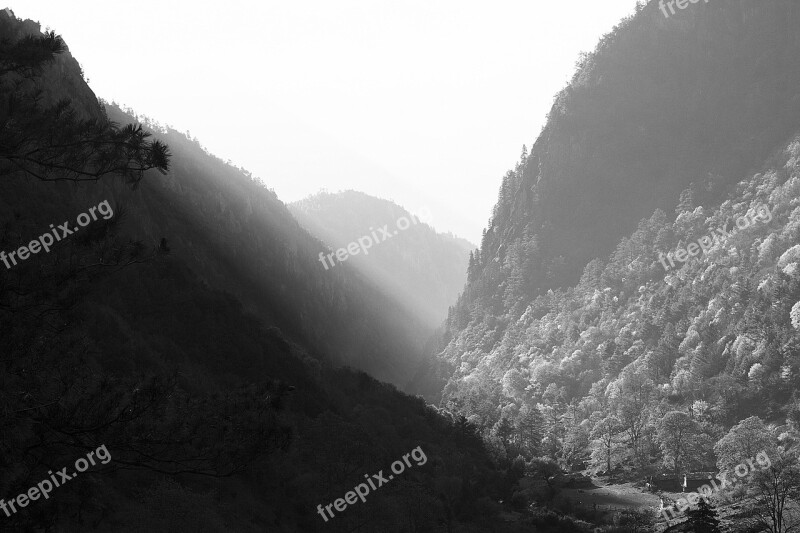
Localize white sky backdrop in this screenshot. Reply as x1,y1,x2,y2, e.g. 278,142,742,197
14,0,641,243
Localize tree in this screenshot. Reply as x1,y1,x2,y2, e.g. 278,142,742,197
453,414,481,446
676,186,696,215
749,450,800,533
611,366,654,469
686,498,722,533
467,251,477,282
492,416,515,456
563,420,591,469
0,31,170,184
591,415,624,479
515,404,544,457
657,411,698,478
714,416,776,473
525,457,561,501
540,384,567,460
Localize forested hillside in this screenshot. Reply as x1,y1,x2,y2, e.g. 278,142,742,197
97,104,433,389
441,139,800,470
428,3,800,529
464,0,800,299
290,191,473,326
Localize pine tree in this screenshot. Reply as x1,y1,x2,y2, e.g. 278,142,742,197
493,416,516,455
516,405,544,456
676,187,696,215
686,498,721,533
467,251,476,282
0,31,170,184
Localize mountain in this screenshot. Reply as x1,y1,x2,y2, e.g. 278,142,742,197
289,190,474,326
99,104,433,389
429,0,800,505
0,10,560,532
10,1,800,531
468,0,800,300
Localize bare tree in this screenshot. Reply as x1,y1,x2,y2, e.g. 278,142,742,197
749,450,800,533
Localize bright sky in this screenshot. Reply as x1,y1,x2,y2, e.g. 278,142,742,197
14,0,641,243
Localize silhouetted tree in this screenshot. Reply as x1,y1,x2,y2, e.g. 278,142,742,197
686,498,721,533
0,31,170,184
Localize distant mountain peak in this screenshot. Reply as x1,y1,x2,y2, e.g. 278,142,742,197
290,191,474,326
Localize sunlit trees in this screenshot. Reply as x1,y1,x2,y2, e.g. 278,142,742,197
539,384,568,460
563,419,591,469
610,366,654,469
492,415,516,457
515,404,545,457
714,416,776,472
657,411,698,478
590,415,624,478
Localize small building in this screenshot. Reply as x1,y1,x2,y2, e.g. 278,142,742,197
650,472,717,492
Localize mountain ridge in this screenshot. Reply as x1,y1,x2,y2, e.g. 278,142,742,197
425,0,800,502
290,189,474,326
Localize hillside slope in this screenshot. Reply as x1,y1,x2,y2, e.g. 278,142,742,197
99,104,432,388
428,0,800,504
462,0,800,306
290,190,474,326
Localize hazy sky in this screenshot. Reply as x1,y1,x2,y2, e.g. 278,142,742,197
15,0,641,243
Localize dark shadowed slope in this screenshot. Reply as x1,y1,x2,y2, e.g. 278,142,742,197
101,104,433,388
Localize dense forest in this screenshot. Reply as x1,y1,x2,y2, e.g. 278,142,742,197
442,137,800,476
427,1,800,531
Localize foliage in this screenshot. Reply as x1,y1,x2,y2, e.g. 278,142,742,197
714,416,776,473
433,1,800,496
686,498,722,533
435,112,800,488
0,27,170,184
